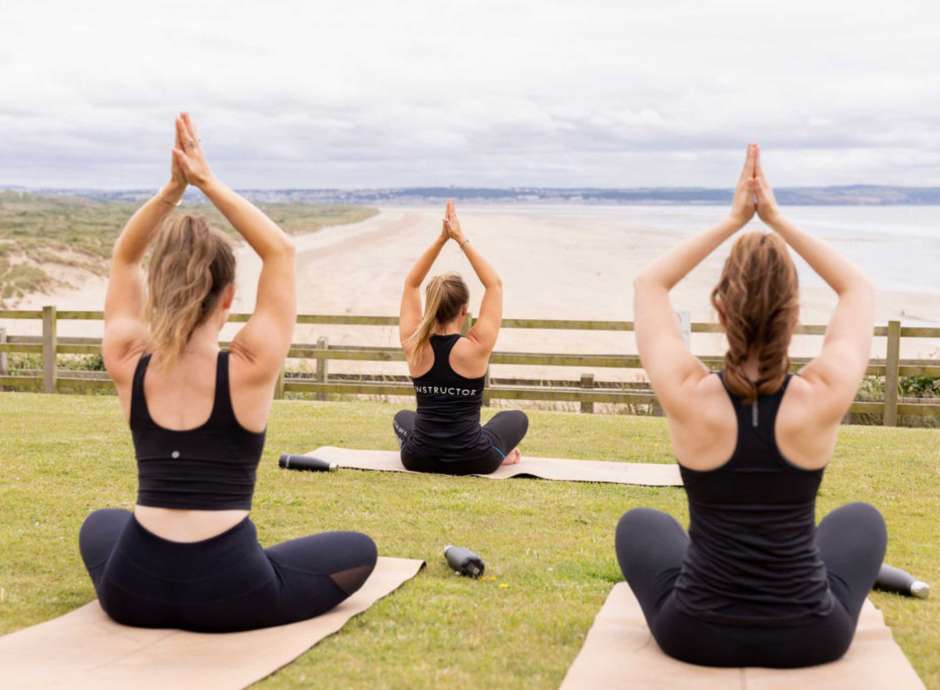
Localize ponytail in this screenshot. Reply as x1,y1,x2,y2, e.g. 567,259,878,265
145,215,236,368
404,272,469,367
710,232,799,404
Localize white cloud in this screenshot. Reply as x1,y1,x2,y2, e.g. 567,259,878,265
0,0,938,188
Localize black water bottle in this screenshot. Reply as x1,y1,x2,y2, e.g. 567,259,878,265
278,454,338,472
875,564,930,599
444,545,485,578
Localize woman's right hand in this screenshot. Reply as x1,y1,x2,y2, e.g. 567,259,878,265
727,144,757,229
751,145,782,226
443,200,466,244
172,113,215,189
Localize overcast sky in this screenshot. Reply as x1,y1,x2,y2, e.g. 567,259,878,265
2,0,938,189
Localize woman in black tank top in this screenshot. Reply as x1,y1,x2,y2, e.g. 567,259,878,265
614,145,887,667
393,201,528,475
78,115,377,632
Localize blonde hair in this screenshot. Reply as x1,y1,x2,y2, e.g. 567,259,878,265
404,272,469,366
145,215,235,367
710,232,799,403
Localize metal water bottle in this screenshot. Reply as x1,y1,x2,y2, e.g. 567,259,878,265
875,564,930,599
444,545,485,578
278,454,338,472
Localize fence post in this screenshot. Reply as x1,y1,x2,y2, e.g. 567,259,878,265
883,320,901,426
461,314,473,335
0,327,7,392
580,373,595,414
676,310,691,349
315,337,329,401
42,305,57,393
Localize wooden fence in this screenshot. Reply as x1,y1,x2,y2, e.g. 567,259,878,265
1,307,939,426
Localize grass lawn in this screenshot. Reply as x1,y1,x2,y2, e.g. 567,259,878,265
1,393,938,689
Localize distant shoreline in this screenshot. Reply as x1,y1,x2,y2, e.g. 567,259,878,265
4,185,940,206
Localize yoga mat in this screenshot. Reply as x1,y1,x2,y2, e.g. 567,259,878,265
0,557,424,690
559,583,925,690
307,446,682,486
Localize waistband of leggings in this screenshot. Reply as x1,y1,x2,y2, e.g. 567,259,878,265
126,514,256,560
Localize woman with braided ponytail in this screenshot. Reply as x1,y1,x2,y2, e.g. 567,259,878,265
393,201,528,474
614,145,887,667
78,114,376,632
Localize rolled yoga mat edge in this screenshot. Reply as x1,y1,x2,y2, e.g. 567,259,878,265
306,446,683,486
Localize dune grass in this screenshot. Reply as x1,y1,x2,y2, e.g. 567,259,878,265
0,392,937,689
0,192,377,303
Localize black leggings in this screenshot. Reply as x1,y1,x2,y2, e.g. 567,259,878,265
79,509,377,633
614,502,887,668
393,409,529,475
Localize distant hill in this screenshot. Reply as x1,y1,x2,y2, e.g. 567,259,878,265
5,185,940,206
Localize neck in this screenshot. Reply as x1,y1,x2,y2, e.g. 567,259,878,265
433,317,464,336
183,319,223,356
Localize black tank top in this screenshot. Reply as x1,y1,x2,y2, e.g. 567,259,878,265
674,372,833,626
131,351,266,511
407,334,489,462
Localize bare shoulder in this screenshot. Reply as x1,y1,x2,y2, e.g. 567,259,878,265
227,344,279,387
406,342,435,378
101,317,148,389
450,336,489,378
668,373,738,470
776,375,837,470
225,347,276,433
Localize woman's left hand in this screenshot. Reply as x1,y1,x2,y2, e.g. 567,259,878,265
172,113,215,190
443,200,465,244
727,144,757,229
169,118,188,191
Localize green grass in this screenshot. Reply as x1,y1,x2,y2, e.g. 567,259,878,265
0,393,938,689
0,192,377,303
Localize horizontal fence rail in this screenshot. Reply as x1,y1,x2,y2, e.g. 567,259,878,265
1,307,938,425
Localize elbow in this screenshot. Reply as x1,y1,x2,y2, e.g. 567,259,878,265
487,276,503,289
854,268,873,294
263,236,295,261
633,273,654,291
838,266,873,299
110,245,133,267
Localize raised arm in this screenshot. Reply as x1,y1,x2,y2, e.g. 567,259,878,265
173,113,296,380
634,145,757,419
752,146,873,422
101,125,187,383
443,201,502,353
399,223,448,346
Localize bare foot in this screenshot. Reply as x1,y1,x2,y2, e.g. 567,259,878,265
502,448,521,465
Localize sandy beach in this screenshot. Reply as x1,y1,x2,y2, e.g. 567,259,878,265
4,205,939,382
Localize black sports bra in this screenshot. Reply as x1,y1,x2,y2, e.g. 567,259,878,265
130,351,266,511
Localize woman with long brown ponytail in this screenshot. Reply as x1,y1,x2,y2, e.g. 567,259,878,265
393,201,528,475
78,114,376,632
614,145,887,667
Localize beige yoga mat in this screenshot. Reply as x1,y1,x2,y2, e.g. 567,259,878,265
559,583,925,690
308,446,682,486
0,557,424,690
